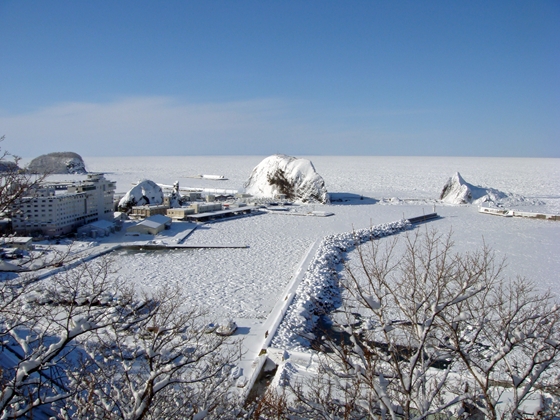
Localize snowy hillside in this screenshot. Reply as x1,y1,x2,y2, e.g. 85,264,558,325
244,154,329,203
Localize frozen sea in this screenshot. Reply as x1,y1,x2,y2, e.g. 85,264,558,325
25,155,556,384
67,155,559,321
85,155,560,210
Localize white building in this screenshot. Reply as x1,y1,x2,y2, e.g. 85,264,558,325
11,174,116,236
126,214,172,235
1,237,33,250
76,220,115,238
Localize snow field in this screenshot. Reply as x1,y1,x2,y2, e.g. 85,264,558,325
46,157,559,339
25,156,559,405
111,216,314,320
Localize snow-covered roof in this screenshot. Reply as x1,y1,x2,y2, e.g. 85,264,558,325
133,214,172,229
85,220,114,229
145,214,171,225
2,237,33,244
0,260,24,272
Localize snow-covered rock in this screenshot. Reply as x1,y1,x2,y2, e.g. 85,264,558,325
440,172,511,205
28,152,87,174
244,154,329,204
168,180,183,208
118,179,163,210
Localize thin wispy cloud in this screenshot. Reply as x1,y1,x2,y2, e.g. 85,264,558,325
1,96,435,157
1,96,545,158
1,97,297,156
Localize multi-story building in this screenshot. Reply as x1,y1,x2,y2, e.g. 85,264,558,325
130,204,169,218
11,173,116,236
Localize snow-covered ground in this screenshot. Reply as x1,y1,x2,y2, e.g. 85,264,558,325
79,155,560,295
23,155,559,396
34,155,554,330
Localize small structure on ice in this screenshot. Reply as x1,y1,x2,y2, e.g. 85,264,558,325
216,320,238,336
244,154,329,204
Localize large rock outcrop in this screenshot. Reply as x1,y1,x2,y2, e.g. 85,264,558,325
28,152,87,174
118,180,163,211
244,155,329,203
440,172,510,205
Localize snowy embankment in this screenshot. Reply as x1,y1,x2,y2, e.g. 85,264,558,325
270,219,411,351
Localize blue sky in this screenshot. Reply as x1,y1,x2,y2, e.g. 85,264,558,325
0,1,558,157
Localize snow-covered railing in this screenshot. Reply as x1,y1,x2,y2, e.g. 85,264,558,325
270,219,411,351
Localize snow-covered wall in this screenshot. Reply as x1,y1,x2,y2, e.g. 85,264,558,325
244,154,329,203
270,219,411,351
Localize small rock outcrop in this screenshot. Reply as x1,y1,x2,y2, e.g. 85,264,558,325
244,154,329,203
28,152,87,174
0,161,19,172
118,180,163,211
440,172,509,205
168,181,183,208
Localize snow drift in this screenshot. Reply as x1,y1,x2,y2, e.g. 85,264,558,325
28,152,87,174
244,154,329,203
439,172,539,206
118,179,164,210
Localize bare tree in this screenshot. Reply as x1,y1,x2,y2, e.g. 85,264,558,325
0,258,140,417
0,139,242,418
0,135,47,216
277,229,560,419
0,257,241,419
65,286,241,420
443,274,560,419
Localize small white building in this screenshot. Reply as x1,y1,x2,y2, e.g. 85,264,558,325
77,220,114,237
126,214,172,235
1,237,33,250
130,205,169,218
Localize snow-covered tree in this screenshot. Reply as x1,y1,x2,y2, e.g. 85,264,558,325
0,136,47,215
271,230,560,419
0,258,137,417
64,286,241,420
443,274,560,418
0,257,241,419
